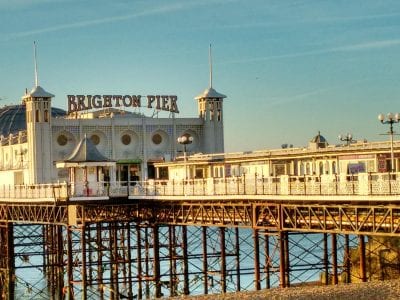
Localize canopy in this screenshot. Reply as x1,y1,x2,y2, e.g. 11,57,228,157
56,136,116,168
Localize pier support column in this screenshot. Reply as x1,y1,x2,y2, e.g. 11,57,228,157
168,225,177,296
202,226,208,295
182,226,189,295
344,234,351,283
56,225,64,300
126,223,133,300
136,225,143,299
253,229,261,290
265,232,270,289
220,227,227,293
331,233,338,285
284,231,290,287
81,222,87,300
96,223,104,300
153,224,162,298
279,231,286,288
323,233,329,285
66,226,74,300
235,227,241,292
359,235,367,282
0,222,14,300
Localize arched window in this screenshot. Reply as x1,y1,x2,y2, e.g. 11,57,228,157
35,109,40,122
44,110,49,122
299,163,304,175
319,162,324,175
332,161,337,174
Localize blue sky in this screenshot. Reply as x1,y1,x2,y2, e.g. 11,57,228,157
1,0,400,152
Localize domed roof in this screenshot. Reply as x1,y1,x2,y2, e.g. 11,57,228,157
22,85,54,99
0,104,66,137
310,131,327,144
195,87,227,100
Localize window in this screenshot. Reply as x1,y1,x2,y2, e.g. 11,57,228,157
57,134,68,146
44,110,49,122
121,134,131,145
90,134,100,145
35,109,40,122
299,163,304,175
152,133,162,145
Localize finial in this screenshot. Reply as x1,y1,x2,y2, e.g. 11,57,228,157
209,44,213,88
33,41,39,87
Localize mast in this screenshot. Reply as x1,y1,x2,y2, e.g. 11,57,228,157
209,44,213,88
33,41,39,87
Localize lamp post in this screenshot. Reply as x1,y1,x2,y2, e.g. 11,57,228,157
177,135,193,180
378,113,400,172
338,133,353,146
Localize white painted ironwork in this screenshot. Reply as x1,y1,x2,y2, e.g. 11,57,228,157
0,172,400,201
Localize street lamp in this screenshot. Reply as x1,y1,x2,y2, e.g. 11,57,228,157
177,135,194,180
338,133,353,146
378,113,400,172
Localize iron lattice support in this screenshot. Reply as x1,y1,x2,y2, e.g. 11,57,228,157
0,222,14,300
1,200,400,298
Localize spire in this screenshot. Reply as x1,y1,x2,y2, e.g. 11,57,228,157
209,44,213,88
33,41,39,87
195,44,226,100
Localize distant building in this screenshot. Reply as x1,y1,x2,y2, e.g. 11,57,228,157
154,132,398,181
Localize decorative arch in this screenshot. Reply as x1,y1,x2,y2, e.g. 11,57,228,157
150,129,170,152
89,130,108,154
53,130,76,160
118,130,140,158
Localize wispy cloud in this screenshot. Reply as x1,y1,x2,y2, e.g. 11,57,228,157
222,38,400,65
4,5,180,40
0,0,71,10
1,1,219,41
335,39,400,51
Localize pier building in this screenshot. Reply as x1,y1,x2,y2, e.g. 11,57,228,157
0,76,226,188
155,131,398,181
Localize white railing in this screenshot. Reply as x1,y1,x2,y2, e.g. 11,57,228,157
124,173,400,197
0,183,68,200
1,172,400,201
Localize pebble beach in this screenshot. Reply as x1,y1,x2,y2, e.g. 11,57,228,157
172,279,400,300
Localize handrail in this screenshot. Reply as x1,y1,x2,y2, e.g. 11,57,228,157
1,172,400,200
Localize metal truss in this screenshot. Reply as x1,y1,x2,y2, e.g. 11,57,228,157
2,199,400,299
280,204,400,236
0,205,67,225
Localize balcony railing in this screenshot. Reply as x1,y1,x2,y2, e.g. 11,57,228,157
1,172,400,201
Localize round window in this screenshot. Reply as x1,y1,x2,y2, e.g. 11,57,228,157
57,134,68,146
121,134,131,145
152,133,162,145
90,134,100,145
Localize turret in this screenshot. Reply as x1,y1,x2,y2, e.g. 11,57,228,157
195,45,227,153
22,42,54,184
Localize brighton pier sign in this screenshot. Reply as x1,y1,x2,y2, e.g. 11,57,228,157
67,94,179,114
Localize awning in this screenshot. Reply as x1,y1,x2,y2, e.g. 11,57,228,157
117,159,142,164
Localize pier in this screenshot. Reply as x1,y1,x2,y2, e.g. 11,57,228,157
1,174,400,299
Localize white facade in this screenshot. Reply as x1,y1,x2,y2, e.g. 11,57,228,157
0,82,227,185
